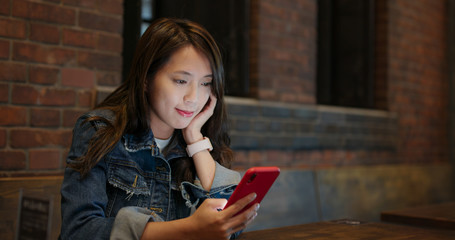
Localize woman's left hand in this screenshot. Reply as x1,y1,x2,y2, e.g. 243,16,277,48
183,93,217,144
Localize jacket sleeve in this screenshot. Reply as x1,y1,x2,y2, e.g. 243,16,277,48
60,115,154,240
109,207,163,240
180,161,241,208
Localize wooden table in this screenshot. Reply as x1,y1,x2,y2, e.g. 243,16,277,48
237,219,455,239
381,202,455,230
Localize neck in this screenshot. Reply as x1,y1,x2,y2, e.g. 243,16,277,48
151,125,174,140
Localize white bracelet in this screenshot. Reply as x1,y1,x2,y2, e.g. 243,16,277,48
186,137,213,157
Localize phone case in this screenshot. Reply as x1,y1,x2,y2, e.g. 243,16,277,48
223,166,280,215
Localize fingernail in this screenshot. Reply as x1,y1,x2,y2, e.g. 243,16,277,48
251,193,257,199
256,203,260,210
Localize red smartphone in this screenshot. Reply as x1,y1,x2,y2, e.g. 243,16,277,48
223,166,280,215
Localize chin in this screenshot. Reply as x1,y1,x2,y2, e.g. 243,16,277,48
173,122,190,130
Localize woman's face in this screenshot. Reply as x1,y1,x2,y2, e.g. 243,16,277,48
148,46,213,139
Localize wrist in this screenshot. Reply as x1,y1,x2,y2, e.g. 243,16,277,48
186,137,213,157
180,216,198,240
184,131,204,145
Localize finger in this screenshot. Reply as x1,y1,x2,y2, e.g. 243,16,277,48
226,203,259,235
205,94,217,114
210,93,217,105
226,214,257,237
223,192,256,217
196,94,216,119
242,205,259,227
231,202,259,225
243,211,258,226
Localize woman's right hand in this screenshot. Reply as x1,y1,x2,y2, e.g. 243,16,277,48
187,193,259,240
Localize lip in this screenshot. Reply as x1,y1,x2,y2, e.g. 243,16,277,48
176,109,194,117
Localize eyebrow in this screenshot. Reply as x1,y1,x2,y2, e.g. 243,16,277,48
173,71,213,78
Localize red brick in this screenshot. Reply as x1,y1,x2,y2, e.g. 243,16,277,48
29,149,61,169
0,128,6,147
265,150,293,166
0,0,10,15
0,62,27,82
78,51,121,71
232,151,248,168
12,85,39,105
248,151,265,166
39,88,77,106
62,68,95,88
0,17,26,39
251,0,317,104
261,1,299,22
13,86,76,106
79,11,122,34
10,128,72,148
0,39,9,59
0,83,8,102
295,150,323,166
12,0,75,25
29,65,59,85
63,0,98,9
97,72,121,86
13,42,76,65
383,0,448,163
78,90,94,107
30,23,60,44
30,108,60,127
97,33,122,53
63,109,85,127
0,150,26,170
232,150,266,169
98,0,123,15
62,28,96,48
0,106,27,126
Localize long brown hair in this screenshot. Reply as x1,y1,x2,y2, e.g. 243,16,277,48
70,18,233,183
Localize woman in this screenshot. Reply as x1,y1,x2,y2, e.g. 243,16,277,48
60,18,258,240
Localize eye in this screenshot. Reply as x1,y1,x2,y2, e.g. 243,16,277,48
201,81,212,87
174,79,187,84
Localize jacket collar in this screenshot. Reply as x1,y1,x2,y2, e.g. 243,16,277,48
122,130,187,159
123,130,156,153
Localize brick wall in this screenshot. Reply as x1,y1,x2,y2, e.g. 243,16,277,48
0,0,123,176
237,0,449,169
249,0,317,104
227,97,398,169
0,0,451,175
380,0,449,163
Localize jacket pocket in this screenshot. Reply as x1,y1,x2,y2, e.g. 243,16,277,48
107,158,151,198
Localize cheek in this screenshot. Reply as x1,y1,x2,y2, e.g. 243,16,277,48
193,94,208,115
148,87,167,114
201,91,211,105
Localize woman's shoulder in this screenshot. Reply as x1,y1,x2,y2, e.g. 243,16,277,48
74,108,116,130
86,108,116,121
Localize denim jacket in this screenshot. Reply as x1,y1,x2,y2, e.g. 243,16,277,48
60,109,241,239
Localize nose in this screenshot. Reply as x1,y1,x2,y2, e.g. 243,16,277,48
184,83,198,103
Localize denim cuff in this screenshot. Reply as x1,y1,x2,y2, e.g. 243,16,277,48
110,206,163,240
180,162,240,208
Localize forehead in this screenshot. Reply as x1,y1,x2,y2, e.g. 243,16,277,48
162,46,212,74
